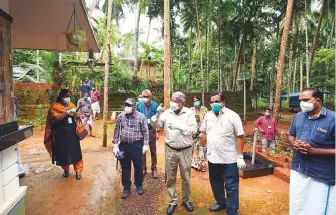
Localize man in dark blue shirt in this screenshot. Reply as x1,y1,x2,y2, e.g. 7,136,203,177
80,80,91,98
288,88,335,215
136,89,160,178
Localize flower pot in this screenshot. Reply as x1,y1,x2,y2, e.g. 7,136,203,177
66,32,81,46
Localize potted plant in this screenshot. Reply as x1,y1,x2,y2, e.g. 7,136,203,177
66,29,87,51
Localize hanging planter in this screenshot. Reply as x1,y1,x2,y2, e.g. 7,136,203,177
66,30,86,50
65,7,87,51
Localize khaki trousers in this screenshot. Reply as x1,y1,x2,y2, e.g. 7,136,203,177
165,145,192,205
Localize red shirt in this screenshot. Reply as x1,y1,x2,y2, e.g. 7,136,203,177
254,116,278,140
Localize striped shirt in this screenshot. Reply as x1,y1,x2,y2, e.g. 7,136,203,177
112,111,149,145
254,116,278,140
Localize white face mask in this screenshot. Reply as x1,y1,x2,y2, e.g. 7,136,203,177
138,98,143,102
300,101,314,113
63,97,71,104
170,101,179,111
124,106,132,114
143,98,150,103
265,112,271,116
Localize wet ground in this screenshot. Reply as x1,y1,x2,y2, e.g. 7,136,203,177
19,119,289,215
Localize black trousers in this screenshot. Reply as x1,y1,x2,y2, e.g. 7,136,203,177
119,141,143,190
208,161,239,215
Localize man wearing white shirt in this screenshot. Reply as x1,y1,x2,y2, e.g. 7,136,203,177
200,92,246,215
152,91,197,215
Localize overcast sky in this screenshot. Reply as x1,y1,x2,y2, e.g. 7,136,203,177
86,0,164,48
85,0,322,53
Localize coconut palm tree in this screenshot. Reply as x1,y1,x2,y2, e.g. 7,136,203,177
103,0,112,147
273,0,295,121
163,0,170,107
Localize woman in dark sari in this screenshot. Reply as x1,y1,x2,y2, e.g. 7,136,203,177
44,89,83,180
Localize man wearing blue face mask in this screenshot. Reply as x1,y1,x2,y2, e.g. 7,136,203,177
136,89,160,178
152,91,197,215
200,92,245,215
288,88,335,215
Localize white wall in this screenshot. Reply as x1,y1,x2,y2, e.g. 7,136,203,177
0,0,9,14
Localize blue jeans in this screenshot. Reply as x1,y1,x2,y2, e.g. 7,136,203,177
119,141,143,190
208,162,239,215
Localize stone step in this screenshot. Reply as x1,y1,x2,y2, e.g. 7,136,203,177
273,167,290,183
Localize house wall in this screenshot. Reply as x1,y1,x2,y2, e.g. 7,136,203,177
138,63,162,80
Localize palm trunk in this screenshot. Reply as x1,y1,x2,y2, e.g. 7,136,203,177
326,17,335,48
194,0,201,43
287,40,293,102
206,20,209,92
307,0,327,81
36,50,40,83
103,0,112,147
218,0,221,91
187,32,193,92
163,0,171,108
232,33,246,92
293,59,297,93
273,0,294,121
305,0,309,87
269,70,274,108
134,5,141,75
250,39,257,91
300,57,303,91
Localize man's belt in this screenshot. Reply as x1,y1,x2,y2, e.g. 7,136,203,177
121,139,143,144
166,144,191,151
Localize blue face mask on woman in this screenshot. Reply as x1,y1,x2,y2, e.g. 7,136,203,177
193,101,201,108
211,103,222,113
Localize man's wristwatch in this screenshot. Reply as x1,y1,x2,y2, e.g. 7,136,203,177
237,154,244,159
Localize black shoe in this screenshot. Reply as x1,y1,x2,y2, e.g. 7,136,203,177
121,189,130,199
63,171,69,178
167,204,177,215
76,174,82,180
136,186,144,195
183,202,194,212
209,203,226,212
19,173,26,178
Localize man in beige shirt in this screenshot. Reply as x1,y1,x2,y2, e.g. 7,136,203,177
200,92,246,215
152,92,197,215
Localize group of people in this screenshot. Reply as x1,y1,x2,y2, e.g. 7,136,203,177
43,86,335,215
79,80,101,120
113,90,246,215
112,88,335,215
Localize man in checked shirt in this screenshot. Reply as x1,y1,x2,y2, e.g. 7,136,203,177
254,108,279,152
112,98,149,199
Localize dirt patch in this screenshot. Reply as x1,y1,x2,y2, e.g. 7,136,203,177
21,152,117,215
19,119,290,215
